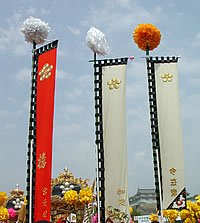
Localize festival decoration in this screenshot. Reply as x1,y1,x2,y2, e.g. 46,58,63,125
21,16,50,45
0,206,9,222
91,213,98,223
6,184,26,210
196,196,200,206
86,27,109,56
79,187,93,204
89,57,130,223
106,206,128,222
86,26,110,223
163,209,179,222
149,213,158,222
133,22,186,219
129,206,133,215
150,196,200,223
64,190,78,205
33,40,58,223
8,208,16,219
21,16,58,223
51,168,95,223
0,192,7,206
133,24,161,54
146,57,186,211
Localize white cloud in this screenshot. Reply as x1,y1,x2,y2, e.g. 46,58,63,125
179,58,200,74
5,123,16,129
191,32,200,47
0,12,29,56
56,69,72,80
67,25,81,36
14,67,31,83
0,109,11,116
82,1,163,36
181,93,200,121
26,6,37,15
40,8,51,15
13,43,29,56
58,48,68,57
60,104,84,114
55,123,81,137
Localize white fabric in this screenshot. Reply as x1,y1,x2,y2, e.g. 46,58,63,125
155,62,185,209
20,16,50,45
102,64,130,222
86,27,109,56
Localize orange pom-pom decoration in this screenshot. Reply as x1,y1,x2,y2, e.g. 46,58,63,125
133,24,161,51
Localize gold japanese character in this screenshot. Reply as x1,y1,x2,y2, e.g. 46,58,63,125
42,199,47,207
169,167,176,175
119,198,126,206
38,153,47,169
43,210,47,218
171,189,177,197
170,178,177,186
117,188,125,195
43,188,48,196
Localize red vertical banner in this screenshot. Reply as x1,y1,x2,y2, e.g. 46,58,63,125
34,46,58,222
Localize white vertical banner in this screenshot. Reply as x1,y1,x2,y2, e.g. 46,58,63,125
102,64,130,222
154,61,186,209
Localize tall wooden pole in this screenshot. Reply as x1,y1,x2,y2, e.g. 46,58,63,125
26,40,36,223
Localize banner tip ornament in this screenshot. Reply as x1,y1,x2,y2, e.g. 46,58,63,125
133,23,161,56
86,26,109,56
20,16,50,45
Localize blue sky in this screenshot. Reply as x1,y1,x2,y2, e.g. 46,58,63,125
0,0,200,198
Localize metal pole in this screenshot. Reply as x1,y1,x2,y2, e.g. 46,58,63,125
28,40,36,223
93,53,101,223
156,149,164,223
146,45,149,57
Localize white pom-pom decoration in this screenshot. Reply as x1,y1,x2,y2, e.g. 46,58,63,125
86,27,109,56
70,185,74,189
20,16,50,45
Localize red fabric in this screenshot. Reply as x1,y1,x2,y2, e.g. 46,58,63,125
34,48,57,222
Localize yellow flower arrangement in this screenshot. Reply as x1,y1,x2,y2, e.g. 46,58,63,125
187,200,200,213
129,206,133,215
195,195,200,200
0,192,7,206
79,187,93,204
184,217,196,223
179,197,200,223
133,24,161,51
0,206,9,222
196,211,200,219
149,213,158,222
180,209,191,220
163,210,168,218
24,196,27,205
167,209,179,223
195,195,200,206
64,190,78,205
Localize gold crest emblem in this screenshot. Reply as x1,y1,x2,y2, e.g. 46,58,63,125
161,72,173,82
107,77,121,90
39,63,53,81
